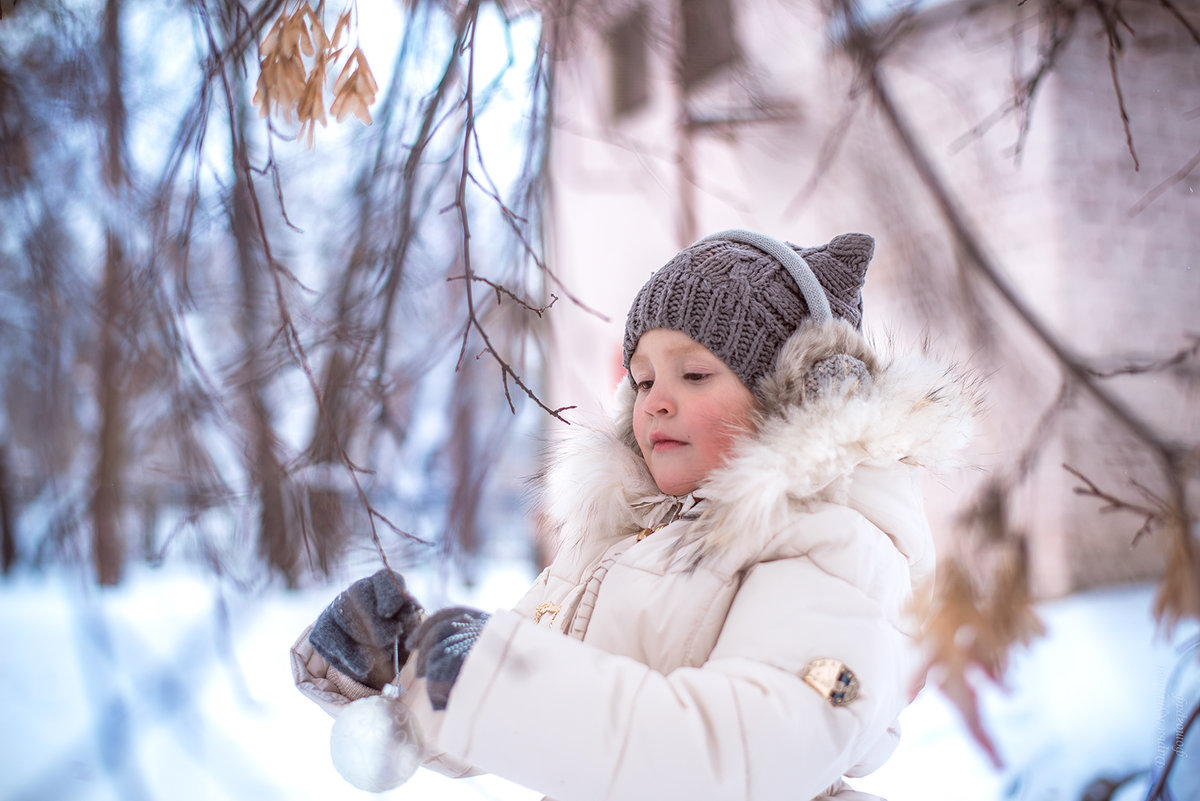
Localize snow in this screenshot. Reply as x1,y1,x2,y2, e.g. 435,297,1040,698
853,584,1198,800
1,566,1194,801
0,564,542,801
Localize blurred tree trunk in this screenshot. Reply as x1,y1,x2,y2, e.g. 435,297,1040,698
93,233,128,586
235,227,295,583
226,24,295,585
304,226,381,574
445,364,482,572
306,347,355,575
232,170,294,585
92,0,129,586
0,443,14,573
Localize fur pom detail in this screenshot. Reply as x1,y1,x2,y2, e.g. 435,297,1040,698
757,319,880,413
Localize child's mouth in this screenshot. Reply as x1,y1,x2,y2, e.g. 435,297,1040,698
651,437,686,451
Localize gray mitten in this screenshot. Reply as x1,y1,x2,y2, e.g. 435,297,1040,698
407,606,490,711
309,568,423,690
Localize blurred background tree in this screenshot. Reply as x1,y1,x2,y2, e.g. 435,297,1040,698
0,0,555,588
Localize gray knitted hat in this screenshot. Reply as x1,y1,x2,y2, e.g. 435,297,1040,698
622,230,874,390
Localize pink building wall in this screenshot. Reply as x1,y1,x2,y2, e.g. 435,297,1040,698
542,0,1199,596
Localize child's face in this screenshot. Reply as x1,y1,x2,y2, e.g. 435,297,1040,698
629,329,757,496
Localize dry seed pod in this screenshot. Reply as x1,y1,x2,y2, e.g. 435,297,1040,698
253,2,377,141
331,48,377,125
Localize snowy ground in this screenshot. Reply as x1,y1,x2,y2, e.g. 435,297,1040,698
1,563,1195,801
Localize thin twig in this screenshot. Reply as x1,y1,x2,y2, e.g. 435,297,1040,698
950,2,1077,161
1011,381,1074,483
1086,334,1200,378
1064,463,1162,545
1158,0,1200,45
1128,147,1200,217
465,159,608,320
785,85,867,214
1091,0,1140,170
446,274,559,317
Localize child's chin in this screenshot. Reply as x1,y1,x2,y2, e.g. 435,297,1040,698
652,475,699,497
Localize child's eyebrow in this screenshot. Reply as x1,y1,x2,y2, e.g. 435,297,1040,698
669,343,717,361
631,342,717,368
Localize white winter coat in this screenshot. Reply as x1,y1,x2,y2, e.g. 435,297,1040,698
293,319,978,801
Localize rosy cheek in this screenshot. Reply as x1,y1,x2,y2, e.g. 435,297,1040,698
707,433,735,463
631,413,651,456
699,412,744,461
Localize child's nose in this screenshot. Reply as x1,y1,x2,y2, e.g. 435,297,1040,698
644,382,675,415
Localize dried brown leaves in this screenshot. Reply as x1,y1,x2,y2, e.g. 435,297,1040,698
1155,511,1200,630
252,2,377,147
330,47,377,125
917,551,1045,767
916,485,1047,767
1065,461,1200,630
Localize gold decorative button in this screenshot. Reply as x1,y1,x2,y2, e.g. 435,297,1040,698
533,601,561,624
802,658,860,707
637,523,668,541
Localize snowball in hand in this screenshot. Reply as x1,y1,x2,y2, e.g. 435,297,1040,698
329,692,422,792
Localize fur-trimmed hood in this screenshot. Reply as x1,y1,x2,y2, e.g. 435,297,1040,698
540,319,981,590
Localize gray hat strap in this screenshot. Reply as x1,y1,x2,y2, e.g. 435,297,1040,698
697,229,833,324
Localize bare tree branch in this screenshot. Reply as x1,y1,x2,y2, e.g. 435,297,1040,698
1159,0,1200,44
860,39,1198,627
949,2,1078,162
867,64,1175,454
449,0,574,422
1090,0,1140,170
1128,146,1200,216
199,1,427,582
447,274,560,317
1064,463,1163,545
786,86,867,214
1085,333,1200,378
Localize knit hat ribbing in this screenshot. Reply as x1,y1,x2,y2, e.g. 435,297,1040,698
621,232,874,390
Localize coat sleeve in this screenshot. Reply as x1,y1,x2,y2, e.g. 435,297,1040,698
433,556,911,801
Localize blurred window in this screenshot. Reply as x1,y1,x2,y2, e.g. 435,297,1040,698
608,6,650,117
680,0,736,89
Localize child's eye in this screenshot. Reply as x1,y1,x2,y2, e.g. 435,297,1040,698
633,378,653,392
683,372,709,382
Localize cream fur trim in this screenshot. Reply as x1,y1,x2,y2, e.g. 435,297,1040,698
539,320,982,566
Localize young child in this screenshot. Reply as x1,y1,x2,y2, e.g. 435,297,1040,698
292,229,978,800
